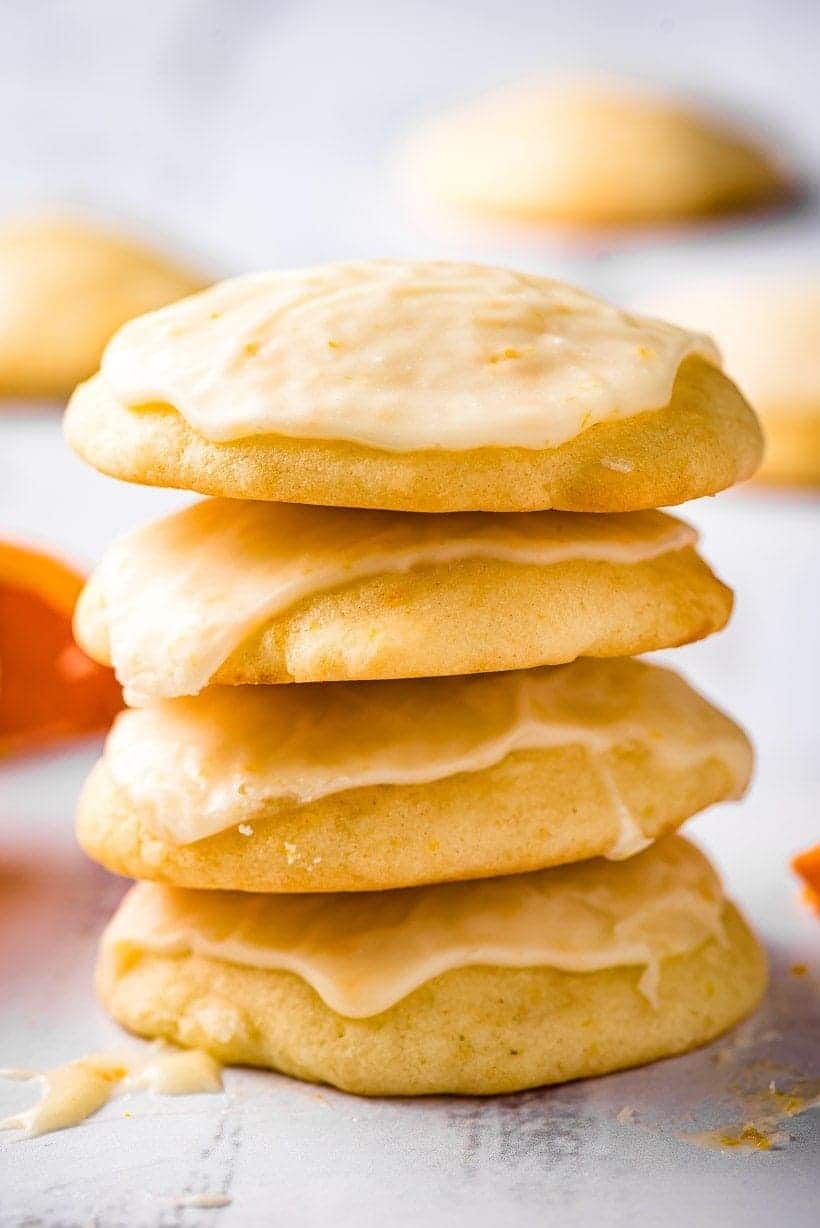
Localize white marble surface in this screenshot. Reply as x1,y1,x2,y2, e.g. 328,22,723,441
1,2,819,1224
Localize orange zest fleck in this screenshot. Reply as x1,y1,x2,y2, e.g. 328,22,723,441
719,1124,773,1151
791,845,820,914
0,540,122,758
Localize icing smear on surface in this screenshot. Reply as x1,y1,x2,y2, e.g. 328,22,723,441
78,498,697,705
102,837,728,1019
103,658,752,851
0,1045,221,1137
99,261,719,452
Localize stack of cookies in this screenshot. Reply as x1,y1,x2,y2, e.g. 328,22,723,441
65,261,767,1096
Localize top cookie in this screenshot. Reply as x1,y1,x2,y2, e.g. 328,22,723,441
0,217,204,399
64,260,763,512
400,80,786,227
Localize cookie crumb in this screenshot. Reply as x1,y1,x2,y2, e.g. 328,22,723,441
175,1192,232,1209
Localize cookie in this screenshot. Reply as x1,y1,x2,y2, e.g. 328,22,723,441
64,261,762,510
400,80,786,226
73,500,732,703
97,836,767,1095
77,659,752,891
0,217,204,398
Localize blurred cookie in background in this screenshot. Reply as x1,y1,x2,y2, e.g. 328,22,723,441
0,217,206,399
649,276,820,487
400,78,787,230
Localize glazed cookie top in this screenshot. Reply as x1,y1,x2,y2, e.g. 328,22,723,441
98,260,718,452
74,498,697,705
102,659,752,854
102,836,728,1016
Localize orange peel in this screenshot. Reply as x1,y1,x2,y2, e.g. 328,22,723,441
0,539,121,757
791,844,820,914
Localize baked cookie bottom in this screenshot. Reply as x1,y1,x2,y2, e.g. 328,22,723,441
97,903,766,1096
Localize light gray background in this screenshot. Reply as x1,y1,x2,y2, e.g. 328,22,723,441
0,2,818,1225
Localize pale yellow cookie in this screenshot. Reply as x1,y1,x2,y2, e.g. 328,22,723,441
97,837,767,1096
401,80,786,226
73,500,732,702
0,218,205,398
649,276,820,486
77,659,752,891
63,261,762,511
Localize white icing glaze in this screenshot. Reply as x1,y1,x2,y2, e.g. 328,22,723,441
103,658,752,851
0,1061,119,1137
81,498,697,706
0,1045,221,1137
595,760,654,860
102,837,728,1018
122,1047,222,1095
99,261,718,452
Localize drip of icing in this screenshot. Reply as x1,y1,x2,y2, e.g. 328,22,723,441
99,261,719,452
0,1060,121,1137
596,761,655,860
122,1047,222,1095
80,499,696,705
102,837,728,1019
103,658,752,848
0,1046,222,1138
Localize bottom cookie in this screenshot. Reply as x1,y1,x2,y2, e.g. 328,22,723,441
97,838,766,1097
